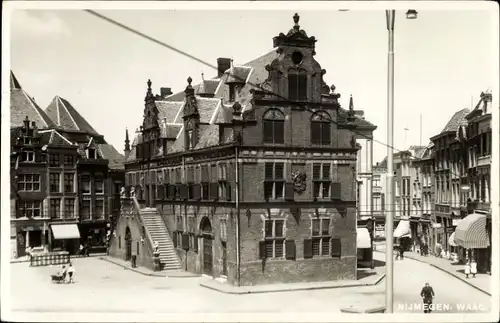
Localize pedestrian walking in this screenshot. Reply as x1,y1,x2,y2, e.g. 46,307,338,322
470,259,477,278
464,261,471,278
394,245,400,260
67,262,75,283
420,282,435,313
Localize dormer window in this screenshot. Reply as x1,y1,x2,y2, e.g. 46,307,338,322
23,137,31,145
22,151,35,162
229,85,236,102
87,148,96,159
288,68,307,101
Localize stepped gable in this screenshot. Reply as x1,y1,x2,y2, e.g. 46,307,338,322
10,71,56,129
45,96,100,136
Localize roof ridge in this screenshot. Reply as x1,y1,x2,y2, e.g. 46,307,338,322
53,130,76,146
57,96,80,131
21,89,50,128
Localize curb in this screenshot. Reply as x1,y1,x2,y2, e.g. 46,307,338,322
374,250,491,296
199,273,386,295
99,257,199,278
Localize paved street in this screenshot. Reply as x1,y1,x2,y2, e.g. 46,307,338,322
8,255,491,314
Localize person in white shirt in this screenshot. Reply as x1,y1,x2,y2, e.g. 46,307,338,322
464,261,471,278
470,260,477,278
67,263,75,283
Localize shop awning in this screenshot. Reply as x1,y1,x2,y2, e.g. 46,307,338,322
357,227,371,249
394,220,411,238
51,224,81,240
448,232,457,247
454,213,489,249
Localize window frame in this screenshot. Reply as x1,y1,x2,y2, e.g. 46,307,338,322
312,163,331,199
19,200,42,218
50,199,61,219
17,174,41,192
262,218,286,259
311,217,331,257
50,172,61,193
94,199,104,219
264,162,285,200
310,111,331,146
262,109,285,145
64,198,75,219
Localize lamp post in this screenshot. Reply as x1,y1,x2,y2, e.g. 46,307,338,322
385,9,418,314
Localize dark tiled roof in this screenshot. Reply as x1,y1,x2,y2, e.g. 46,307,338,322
155,101,184,123
160,124,182,139
198,79,220,95
10,72,56,129
338,108,376,128
98,144,125,170
168,127,185,153
194,124,219,149
441,108,470,133
45,96,100,136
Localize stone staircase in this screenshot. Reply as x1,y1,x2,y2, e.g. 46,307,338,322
140,207,182,271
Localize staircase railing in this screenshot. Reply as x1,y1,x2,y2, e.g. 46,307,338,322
130,197,155,259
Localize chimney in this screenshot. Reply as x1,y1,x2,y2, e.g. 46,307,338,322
160,87,172,99
217,58,231,78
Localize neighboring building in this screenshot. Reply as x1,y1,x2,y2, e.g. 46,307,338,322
112,13,376,285
430,108,470,252
372,161,386,240
10,71,125,257
412,143,435,249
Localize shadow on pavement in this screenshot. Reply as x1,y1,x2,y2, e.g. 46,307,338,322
356,270,377,280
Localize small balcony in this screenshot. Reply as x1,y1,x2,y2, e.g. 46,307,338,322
477,155,491,167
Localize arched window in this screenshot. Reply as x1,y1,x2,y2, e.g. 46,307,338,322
186,120,195,150
288,68,307,101
310,111,331,145
263,109,285,144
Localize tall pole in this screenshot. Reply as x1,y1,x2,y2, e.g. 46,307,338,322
385,9,395,314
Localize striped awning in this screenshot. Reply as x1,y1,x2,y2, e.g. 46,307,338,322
448,232,457,247
51,224,81,240
454,213,489,249
357,227,371,249
394,220,411,238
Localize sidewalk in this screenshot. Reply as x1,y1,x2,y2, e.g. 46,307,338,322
99,256,199,278
374,247,491,296
200,266,386,295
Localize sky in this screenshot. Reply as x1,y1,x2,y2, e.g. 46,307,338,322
8,3,498,163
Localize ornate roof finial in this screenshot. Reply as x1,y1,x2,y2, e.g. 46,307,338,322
201,72,205,82
349,94,354,111
293,13,300,26
187,76,192,86
330,84,336,93
147,79,152,90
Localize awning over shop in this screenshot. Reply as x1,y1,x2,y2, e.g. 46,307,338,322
51,224,81,240
357,227,371,249
448,232,457,247
454,213,489,249
394,220,411,238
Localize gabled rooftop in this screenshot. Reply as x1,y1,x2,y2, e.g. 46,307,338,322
45,95,100,136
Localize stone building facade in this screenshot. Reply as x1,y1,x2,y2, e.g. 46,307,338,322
118,14,376,285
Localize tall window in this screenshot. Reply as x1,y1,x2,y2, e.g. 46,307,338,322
17,174,40,191
188,216,196,250
50,173,60,193
95,199,104,219
264,162,284,200
311,111,331,145
64,199,75,218
218,163,229,199
263,219,285,258
312,218,331,256
312,163,331,198
288,68,307,101
19,201,42,218
81,200,91,220
201,165,210,199
187,130,194,150
64,173,74,193
82,175,91,194
87,148,96,159
50,199,61,218
22,151,35,162
263,109,285,144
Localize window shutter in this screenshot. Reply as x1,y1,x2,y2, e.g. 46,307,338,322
193,235,198,253
35,152,41,163
274,120,285,144
259,241,266,260
285,240,296,260
285,182,295,201
193,183,201,200
331,238,341,258
303,239,313,259
158,185,164,200
209,182,219,200
321,123,331,145
172,232,177,248
311,123,320,145
226,183,232,201
263,120,273,143
381,193,385,211
288,74,298,101
181,233,190,250
179,184,188,200
298,74,307,100
330,182,341,200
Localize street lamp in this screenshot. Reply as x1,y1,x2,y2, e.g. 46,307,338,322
385,9,418,314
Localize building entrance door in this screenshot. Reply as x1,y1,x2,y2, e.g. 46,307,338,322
200,217,213,276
